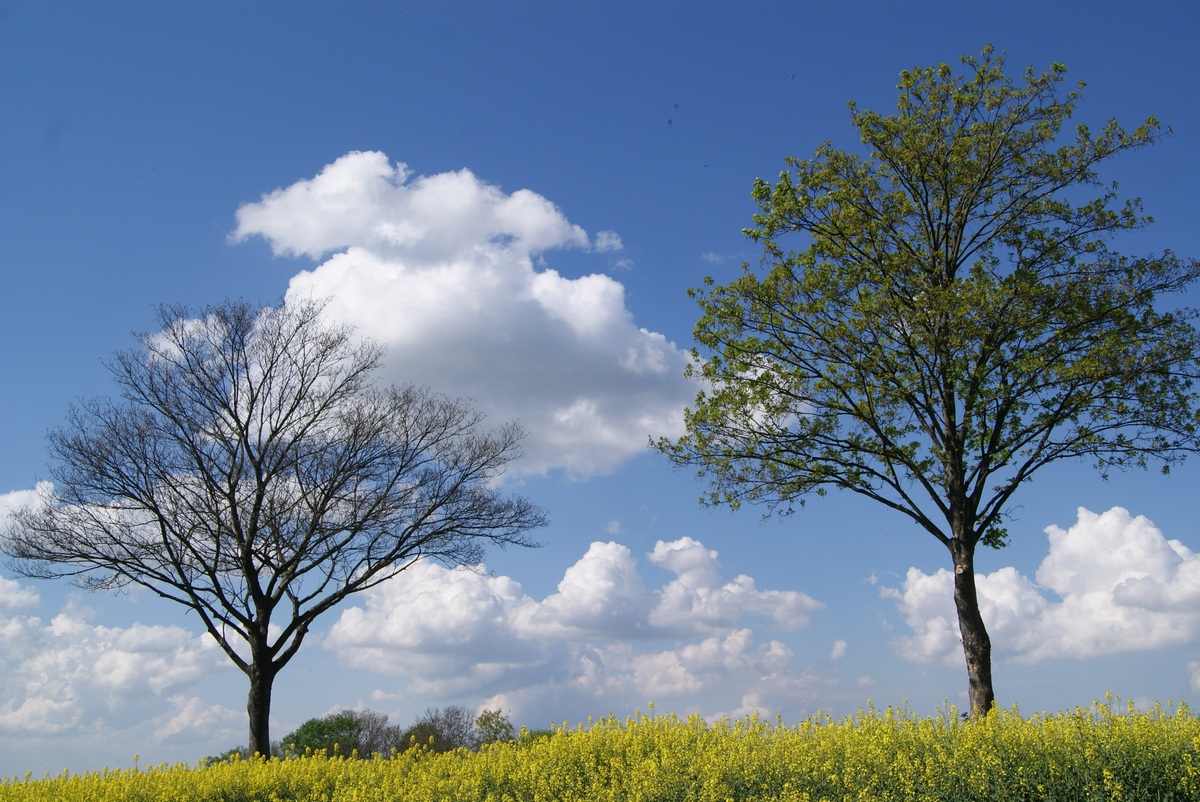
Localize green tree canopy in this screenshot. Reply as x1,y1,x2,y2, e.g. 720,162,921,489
475,708,516,746
282,711,363,758
658,47,1200,714
281,709,403,758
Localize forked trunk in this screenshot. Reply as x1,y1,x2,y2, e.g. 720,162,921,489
950,540,995,716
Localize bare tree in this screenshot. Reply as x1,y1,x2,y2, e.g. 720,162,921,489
3,299,547,755
402,705,479,752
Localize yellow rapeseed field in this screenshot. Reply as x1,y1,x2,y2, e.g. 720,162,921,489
3,698,1197,801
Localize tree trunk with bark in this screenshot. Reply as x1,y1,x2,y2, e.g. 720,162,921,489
950,539,995,716
247,657,277,757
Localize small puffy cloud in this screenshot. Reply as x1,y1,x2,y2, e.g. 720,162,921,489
325,535,826,726
89,622,228,695
830,640,847,661
647,537,823,633
880,568,963,665
1039,508,1200,613
884,507,1200,665
0,577,39,612
593,230,623,252
232,152,694,477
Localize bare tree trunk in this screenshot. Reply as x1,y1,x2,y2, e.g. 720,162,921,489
950,540,995,716
247,660,276,757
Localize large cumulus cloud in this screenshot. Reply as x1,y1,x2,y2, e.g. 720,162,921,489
884,507,1200,666
232,152,693,477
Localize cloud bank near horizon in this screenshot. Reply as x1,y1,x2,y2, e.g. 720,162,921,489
0,515,832,747
0,587,238,744
323,535,828,725
3,490,1200,761
232,151,694,478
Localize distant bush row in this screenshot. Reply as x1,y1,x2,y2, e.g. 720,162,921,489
204,705,521,763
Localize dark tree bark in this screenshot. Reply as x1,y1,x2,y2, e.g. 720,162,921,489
951,539,995,715
247,659,276,758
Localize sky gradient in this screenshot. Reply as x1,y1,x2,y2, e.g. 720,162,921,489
3,0,1200,778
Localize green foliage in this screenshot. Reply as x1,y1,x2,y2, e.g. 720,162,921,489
282,712,361,758
662,46,1200,543
657,46,1200,714
7,701,1199,801
399,721,445,753
281,709,403,759
268,706,511,761
475,708,516,745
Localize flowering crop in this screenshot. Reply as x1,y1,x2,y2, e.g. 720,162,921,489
3,698,1197,801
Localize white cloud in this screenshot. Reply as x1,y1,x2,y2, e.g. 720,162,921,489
0,483,49,522
154,695,243,743
1189,661,1200,693
0,587,232,737
0,576,38,612
593,230,623,253
830,640,847,661
532,541,655,638
647,537,823,634
324,536,826,726
232,152,694,477
884,507,1200,666
231,153,590,261
627,630,794,701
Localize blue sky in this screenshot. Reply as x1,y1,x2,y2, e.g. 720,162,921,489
3,0,1200,778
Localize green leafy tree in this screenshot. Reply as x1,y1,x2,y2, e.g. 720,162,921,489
475,708,515,745
657,48,1200,715
2,299,547,755
282,712,359,757
281,709,402,758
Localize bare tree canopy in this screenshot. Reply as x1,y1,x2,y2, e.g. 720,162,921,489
657,48,1200,715
3,298,547,754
